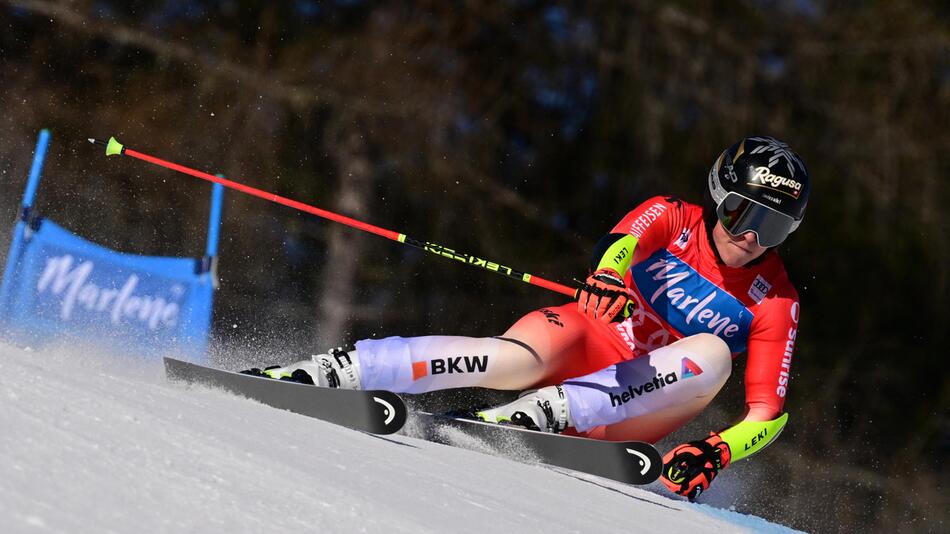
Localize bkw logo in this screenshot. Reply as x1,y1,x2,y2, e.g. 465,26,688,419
412,355,488,380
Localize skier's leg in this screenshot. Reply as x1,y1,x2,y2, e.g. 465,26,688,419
356,305,591,393
476,333,730,436
354,335,537,393
353,302,633,393
564,333,731,442
497,304,634,387
252,330,562,392
250,308,563,390
255,303,631,394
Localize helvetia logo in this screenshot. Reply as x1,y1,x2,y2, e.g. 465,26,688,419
412,355,489,380
610,372,678,407
681,357,703,379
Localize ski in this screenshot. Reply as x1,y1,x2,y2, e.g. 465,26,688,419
408,411,662,485
163,358,660,482
163,357,407,435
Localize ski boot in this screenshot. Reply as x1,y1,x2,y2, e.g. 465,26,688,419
240,348,362,390
475,385,572,433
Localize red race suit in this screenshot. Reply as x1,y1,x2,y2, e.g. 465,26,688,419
522,196,800,422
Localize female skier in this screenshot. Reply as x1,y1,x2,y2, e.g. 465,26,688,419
248,136,809,500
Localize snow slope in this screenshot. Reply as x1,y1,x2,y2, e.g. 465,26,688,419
0,341,802,533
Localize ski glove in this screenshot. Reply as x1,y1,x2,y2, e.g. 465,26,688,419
661,433,732,501
576,268,635,323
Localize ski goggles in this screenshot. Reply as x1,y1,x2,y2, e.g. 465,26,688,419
715,192,798,248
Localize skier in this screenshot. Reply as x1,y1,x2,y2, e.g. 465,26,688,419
246,136,809,500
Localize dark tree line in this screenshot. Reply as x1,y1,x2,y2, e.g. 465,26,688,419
1,1,947,532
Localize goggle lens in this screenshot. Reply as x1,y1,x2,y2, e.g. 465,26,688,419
716,193,796,248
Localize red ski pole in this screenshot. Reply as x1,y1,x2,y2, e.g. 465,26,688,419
89,137,578,298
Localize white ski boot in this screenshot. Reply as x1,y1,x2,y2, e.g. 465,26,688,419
243,348,362,390
476,385,572,433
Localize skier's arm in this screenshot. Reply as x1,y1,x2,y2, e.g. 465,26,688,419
661,293,799,499
588,233,638,276
585,196,685,281
596,195,684,275
720,294,800,460
577,233,639,322
578,234,637,322
718,413,789,462
682,294,799,465
579,197,683,321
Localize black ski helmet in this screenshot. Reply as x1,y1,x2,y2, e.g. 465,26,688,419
707,136,810,247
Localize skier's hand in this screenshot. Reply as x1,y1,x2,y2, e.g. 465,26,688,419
576,268,634,323
660,433,732,501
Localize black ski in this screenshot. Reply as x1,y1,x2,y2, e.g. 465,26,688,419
409,412,662,485
163,357,407,435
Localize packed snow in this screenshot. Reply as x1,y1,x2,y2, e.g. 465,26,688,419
0,341,802,533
